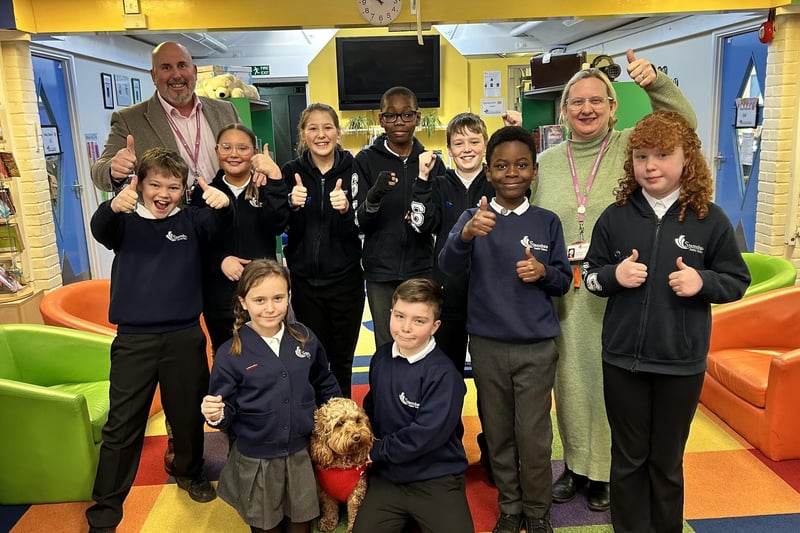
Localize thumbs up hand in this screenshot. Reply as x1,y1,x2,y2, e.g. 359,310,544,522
668,256,702,297
250,144,282,187
460,196,496,241
111,175,139,213
110,135,137,179
615,248,648,288
626,49,655,87
290,174,308,208
197,178,230,209
329,178,348,213
516,247,545,283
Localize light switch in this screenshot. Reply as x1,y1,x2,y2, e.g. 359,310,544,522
123,0,140,15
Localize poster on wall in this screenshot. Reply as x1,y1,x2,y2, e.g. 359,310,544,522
101,73,114,109
484,70,501,97
480,98,505,117
115,74,132,107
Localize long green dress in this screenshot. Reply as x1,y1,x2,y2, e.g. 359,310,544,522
533,71,696,481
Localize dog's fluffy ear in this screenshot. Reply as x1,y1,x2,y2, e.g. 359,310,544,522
310,440,335,467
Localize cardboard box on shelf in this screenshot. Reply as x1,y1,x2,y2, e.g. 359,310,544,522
196,65,252,85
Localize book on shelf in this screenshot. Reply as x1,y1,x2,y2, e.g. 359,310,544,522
0,152,20,177
0,186,15,219
0,222,24,253
0,264,23,293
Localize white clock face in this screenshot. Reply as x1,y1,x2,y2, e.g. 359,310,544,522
358,0,402,26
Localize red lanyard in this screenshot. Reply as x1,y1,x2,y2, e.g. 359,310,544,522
165,108,202,177
566,131,611,239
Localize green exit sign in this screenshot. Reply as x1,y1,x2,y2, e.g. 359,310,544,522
251,65,270,76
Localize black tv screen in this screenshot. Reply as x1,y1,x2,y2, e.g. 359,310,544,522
336,35,441,110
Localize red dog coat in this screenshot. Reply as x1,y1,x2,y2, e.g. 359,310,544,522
316,465,368,502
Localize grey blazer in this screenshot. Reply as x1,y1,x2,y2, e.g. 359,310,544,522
90,94,240,191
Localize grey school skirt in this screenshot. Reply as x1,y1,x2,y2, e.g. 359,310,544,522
218,443,320,529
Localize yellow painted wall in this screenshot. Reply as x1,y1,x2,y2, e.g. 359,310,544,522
309,29,528,162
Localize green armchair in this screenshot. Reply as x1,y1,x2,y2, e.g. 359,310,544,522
741,252,797,298
0,324,111,504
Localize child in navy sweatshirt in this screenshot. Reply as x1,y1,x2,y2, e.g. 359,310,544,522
439,126,572,533
352,279,474,533
87,148,231,532
202,259,341,533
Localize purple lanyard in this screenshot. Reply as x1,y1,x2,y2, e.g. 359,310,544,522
566,131,611,238
165,109,202,176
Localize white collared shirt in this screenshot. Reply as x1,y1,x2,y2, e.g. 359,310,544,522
251,322,285,356
223,175,250,198
391,336,437,364
642,188,681,219
490,197,529,216
156,93,218,185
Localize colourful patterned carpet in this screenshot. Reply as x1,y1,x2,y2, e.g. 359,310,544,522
3,313,800,532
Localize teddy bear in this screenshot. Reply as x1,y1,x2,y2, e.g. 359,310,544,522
196,73,260,100
310,397,374,533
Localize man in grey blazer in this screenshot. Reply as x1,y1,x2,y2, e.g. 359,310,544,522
90,41,241,192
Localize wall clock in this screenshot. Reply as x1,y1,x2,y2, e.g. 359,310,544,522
357,0,402,26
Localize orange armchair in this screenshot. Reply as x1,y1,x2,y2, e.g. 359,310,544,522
700,286,800,460
39,279,215,418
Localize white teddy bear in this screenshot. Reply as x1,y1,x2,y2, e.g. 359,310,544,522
195,73,260,100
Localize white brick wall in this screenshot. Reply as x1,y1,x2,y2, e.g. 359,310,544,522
0,39,61,291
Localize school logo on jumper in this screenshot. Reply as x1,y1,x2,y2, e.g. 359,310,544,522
165,231,188,242
249,197,263,208
398,392,420,409
350,172,359,197
520,236,549,252
674,235,705,254
295,347,311,359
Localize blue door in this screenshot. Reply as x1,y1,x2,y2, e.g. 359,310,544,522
714,30,768,252
32,55,90,284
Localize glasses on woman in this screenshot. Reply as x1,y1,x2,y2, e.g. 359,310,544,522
217,143,254,155
379,111,419,123
566,97,614,109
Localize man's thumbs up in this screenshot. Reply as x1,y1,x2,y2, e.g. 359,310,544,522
198,177,230,209
478,196,488,211
329,178,348,214
110,134,138,179
110,175,139,213
290,173,308,208
625,248,639,263
675,256,687,270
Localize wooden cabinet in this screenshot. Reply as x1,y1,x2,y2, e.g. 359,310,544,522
0,286,44,324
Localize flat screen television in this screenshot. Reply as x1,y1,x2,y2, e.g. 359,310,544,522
336,35,441,110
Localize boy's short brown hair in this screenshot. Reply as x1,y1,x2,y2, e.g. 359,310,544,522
446,112,488,146
137,147,189,188
392,278,443,320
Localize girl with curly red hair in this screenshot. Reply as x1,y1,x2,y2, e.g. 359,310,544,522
582,110,750,533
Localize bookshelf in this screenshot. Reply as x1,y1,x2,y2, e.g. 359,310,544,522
0,136,28,301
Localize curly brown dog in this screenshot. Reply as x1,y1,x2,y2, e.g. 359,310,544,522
310,397,374,533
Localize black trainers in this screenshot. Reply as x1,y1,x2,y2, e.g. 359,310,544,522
175,476,217,503
525,515,554,533
88,528,116,533
492,513,524,533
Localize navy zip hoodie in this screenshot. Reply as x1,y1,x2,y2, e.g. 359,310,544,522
281,149,362,285
583,190,750,375
353,134,446,282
